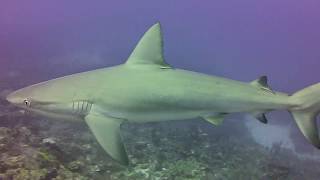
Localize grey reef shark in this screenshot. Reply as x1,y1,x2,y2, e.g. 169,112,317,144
6,22,320,165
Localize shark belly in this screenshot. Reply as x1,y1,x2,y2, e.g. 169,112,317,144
96,98,208,123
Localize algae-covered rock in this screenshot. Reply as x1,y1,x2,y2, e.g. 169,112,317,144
0,127,12,151
0,127,11,138
67,160,84,172
37,149,59,168
161,158,207,180
13,168,48,180
54,165,88,180
3,155,25,169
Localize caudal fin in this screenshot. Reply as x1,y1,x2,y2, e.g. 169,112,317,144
289,83,320,149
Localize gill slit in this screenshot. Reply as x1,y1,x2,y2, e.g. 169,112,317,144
85,102,89,112
81,101,84,113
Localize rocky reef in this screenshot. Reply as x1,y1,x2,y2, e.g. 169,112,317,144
1,98,320,180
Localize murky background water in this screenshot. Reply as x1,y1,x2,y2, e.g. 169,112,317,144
1,0,320,179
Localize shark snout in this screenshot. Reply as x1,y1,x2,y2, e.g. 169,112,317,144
6,91,23,105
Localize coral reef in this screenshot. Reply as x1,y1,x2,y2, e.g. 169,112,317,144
1,98,320,179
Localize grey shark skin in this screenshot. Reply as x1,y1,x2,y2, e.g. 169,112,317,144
6,23,320,165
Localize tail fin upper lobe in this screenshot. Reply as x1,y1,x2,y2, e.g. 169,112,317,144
290,83,320,149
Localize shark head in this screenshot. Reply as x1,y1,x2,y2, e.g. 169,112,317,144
7,84,43,107
6,79,90,121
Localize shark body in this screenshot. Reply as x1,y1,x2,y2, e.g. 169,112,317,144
6,23,320,165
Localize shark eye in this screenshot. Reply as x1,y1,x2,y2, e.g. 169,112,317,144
23,99,31,107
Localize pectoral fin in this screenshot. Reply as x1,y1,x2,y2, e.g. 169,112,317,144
202,113,227,126
85,112,128,165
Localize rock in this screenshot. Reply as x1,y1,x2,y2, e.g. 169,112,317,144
55,165,88,180
0,127,11,143
0,127,12,152
45,168,58,179
12,126,32,143
0,127,10,135
42,137,56,145
4,155,25,169
91,165,101,172
68,161,84,172
81,144,92,153
13,168,48,180
19,126,31,136
4,169,18,179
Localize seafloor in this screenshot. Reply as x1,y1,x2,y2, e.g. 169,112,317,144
1,97,320,180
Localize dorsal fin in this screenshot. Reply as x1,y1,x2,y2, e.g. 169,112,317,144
125,23,172,68
250,76,274,94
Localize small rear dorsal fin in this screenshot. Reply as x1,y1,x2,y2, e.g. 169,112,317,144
251,112,268,124
125,22,172,69
250,76,274,94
